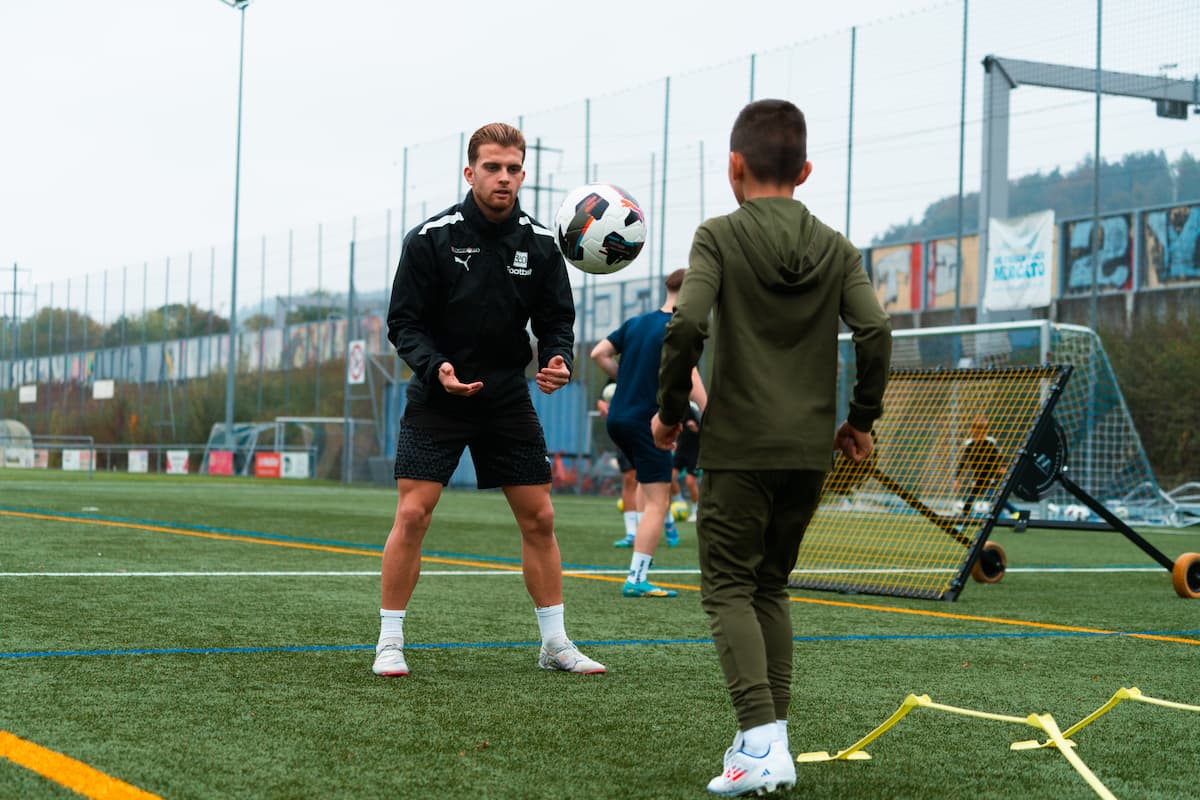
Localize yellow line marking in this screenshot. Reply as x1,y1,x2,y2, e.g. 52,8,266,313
784,594,1200,646
7,509,1197,646
0,730,163,800
1,510,379,558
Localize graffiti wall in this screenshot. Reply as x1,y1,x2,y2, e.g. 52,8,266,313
1144,204,1200,288
1062,214,1133,294
870,243,922,312
926,235,980,310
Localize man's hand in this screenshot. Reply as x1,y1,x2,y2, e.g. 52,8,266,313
438,362,483,397
652,413,681,451
535,355,571,395
834,421,873,463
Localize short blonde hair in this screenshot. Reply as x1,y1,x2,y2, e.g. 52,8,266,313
467,123,526,165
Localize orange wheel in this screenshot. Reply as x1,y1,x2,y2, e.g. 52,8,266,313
971,541,1007,584
1171,552,1200,599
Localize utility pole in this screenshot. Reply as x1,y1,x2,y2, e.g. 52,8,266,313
217,0,253,449
2,263,33,414
524,138,564,222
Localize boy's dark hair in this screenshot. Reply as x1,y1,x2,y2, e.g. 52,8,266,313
665,268,686,293
467,123,526,165
729,99,807,185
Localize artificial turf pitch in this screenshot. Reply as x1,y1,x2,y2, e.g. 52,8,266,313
2,471,1198,799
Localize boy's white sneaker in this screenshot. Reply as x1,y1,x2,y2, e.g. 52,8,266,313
537,639,606,674
706,739,796,796
372,641,409,677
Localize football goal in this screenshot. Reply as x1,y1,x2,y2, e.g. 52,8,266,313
834,321,1175,526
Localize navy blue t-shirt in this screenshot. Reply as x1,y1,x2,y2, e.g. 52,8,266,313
605,309,670,426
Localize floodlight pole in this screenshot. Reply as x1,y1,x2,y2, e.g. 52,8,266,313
219,0,252,447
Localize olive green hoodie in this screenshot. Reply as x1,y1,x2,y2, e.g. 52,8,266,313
657,196,891,471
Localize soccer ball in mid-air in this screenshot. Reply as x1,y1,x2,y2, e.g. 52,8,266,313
555,183,647,274
670,500,691,522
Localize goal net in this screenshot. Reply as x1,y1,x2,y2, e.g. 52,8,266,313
836,321,1172,525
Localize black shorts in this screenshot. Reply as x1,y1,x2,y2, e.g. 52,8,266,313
393,398,552,489
673,430,700,474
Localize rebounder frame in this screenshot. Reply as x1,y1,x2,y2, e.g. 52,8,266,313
788,365,1073,601
993,418,1200,598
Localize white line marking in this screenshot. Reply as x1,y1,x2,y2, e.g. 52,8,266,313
0,566,1165,578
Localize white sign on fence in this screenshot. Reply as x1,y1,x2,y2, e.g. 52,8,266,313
128,449,149,474
347,339,366,385
18,385,37,404
984,209,1055,312
93,379,115,400
282,452,311,479
166,450,190,475
62,449,94,472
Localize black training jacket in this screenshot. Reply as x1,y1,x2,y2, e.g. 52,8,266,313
387,191,576,410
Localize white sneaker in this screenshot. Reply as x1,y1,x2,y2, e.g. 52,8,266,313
706,739,796,796
537,639,606,674
372,640,409,677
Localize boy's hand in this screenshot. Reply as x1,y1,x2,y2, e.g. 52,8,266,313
536,355,571,395
438,362,483,396
834,421,873,463
652,413,681,451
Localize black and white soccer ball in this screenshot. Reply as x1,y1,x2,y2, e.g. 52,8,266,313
554,183,647,275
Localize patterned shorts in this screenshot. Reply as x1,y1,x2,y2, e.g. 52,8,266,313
393,398,552,489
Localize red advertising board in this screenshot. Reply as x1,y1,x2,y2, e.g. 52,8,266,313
208,450,234,476
255,452,282,479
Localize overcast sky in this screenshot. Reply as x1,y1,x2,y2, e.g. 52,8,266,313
1,0,949,292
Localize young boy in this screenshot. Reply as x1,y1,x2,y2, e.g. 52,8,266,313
652,99,892,796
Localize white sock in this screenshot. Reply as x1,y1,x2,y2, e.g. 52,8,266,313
535,603,566,647
742,722,777,756
628,551,652,584
623,511,639,537
378,608,406,649
777,719,789,749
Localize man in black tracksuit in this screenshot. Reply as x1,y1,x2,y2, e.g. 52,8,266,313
372,122,605,678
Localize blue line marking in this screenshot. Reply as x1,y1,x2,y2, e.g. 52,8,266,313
4,630,1197,660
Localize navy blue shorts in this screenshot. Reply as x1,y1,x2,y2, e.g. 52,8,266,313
606,416,673,485
394,398,552,489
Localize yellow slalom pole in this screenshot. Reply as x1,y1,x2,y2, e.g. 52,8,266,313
1031,714,1117,800
1013,687,1200,750
795,694,924,762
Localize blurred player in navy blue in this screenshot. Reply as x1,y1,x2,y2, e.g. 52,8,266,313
591,268,706,598
597,381,641,545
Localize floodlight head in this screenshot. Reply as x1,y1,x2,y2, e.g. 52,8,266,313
1155,99,1189,120
216,0,252,8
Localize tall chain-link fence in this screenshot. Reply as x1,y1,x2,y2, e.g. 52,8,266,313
2,0,1198,481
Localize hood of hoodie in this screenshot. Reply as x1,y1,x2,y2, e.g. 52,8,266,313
726,196,830,294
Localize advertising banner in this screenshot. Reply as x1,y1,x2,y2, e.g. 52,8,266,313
347,339,366,385
208,450,234,476
282,452,311,479
128,449,149,474
166,450,190,475
62,449,94,472
255,452,282,479
984,210,1054,311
